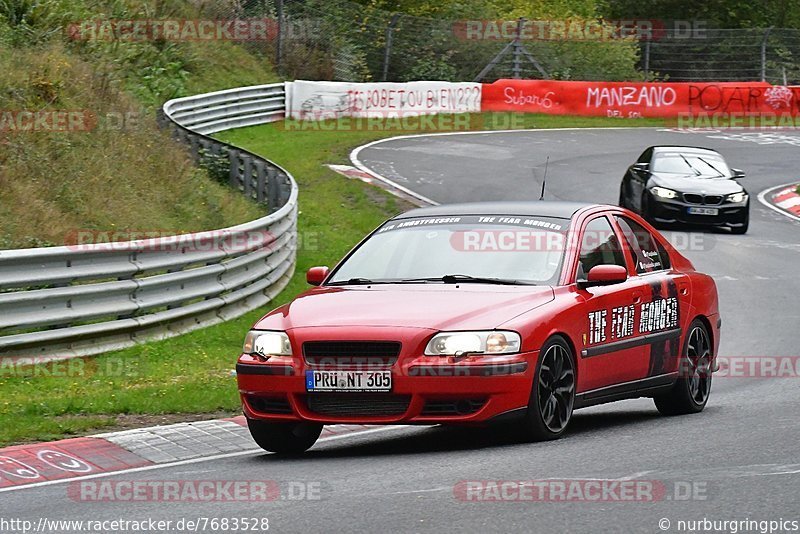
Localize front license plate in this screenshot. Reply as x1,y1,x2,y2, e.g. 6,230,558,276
687,207,719,216
305,370,392,392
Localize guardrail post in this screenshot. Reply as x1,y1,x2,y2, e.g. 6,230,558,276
229,149,241,189
280,173,291,207
213,142,226,160
199,137,212,156
267,166,280,212
242,155,254,198
255,160,267,204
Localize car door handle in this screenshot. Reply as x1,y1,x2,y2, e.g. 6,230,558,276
632,291,642,304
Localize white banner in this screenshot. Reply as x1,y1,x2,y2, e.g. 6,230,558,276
285,80,482,119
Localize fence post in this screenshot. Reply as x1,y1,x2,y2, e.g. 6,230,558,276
761,27,773,82
512,18,525,79
275,0,284,73
643,39,651,80
382,14,401,82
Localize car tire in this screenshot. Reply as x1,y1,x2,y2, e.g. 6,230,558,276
619,185,627,208
730,213,749,234
246,419,323,454
654,319,713,416
517,335,576,441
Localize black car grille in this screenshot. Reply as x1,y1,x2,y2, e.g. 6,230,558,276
683,193,723,205
247,395,292,414
307,394,410,416
303,341,401,368
421,398,487,416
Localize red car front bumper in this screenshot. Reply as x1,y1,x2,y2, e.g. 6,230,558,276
237,350,537,425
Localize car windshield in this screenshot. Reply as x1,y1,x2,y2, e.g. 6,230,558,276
652,152,731,178
327,215,569,286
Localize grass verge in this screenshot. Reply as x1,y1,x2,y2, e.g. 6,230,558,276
0,43,271,249
0,113,664,447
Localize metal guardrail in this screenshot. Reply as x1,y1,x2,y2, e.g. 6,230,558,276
0,83,297,360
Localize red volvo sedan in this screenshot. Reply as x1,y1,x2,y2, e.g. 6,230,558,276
237,201,720,453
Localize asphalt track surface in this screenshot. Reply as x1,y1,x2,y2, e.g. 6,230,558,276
5,128,800,533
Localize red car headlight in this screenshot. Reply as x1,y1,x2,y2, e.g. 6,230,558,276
243,330,292,359
424,331,521,356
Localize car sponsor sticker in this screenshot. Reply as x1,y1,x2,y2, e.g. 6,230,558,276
585,297,679,346
376,215,565,235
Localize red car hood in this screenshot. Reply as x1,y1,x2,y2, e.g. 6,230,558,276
255,285,555,331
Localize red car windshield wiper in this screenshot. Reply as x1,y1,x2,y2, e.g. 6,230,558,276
401,274,533,285
326,277,385,286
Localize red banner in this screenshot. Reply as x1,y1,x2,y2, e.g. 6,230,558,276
481,79,800,119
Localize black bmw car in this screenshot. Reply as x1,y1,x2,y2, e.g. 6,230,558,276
619,146,749,234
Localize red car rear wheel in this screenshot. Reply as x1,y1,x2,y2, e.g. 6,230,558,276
654,319,713,415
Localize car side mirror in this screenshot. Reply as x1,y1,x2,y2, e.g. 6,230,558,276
731,168,746,179
632,162,649,173
306,266,330,286
578,265,628,289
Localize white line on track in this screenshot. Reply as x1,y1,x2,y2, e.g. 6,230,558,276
0,425,412,494
349,127,651,208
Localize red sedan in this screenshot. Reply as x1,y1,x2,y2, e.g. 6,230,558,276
237,201,720,453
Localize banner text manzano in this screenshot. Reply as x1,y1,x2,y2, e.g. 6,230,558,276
481,80,800,119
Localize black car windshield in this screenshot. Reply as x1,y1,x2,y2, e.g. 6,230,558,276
327,215,569,286
652,152,732,178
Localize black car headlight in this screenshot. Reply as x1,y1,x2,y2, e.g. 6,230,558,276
650,186,679,199
725,192,747,203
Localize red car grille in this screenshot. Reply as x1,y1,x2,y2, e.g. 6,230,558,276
303,341,401,368
306,394,410,416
